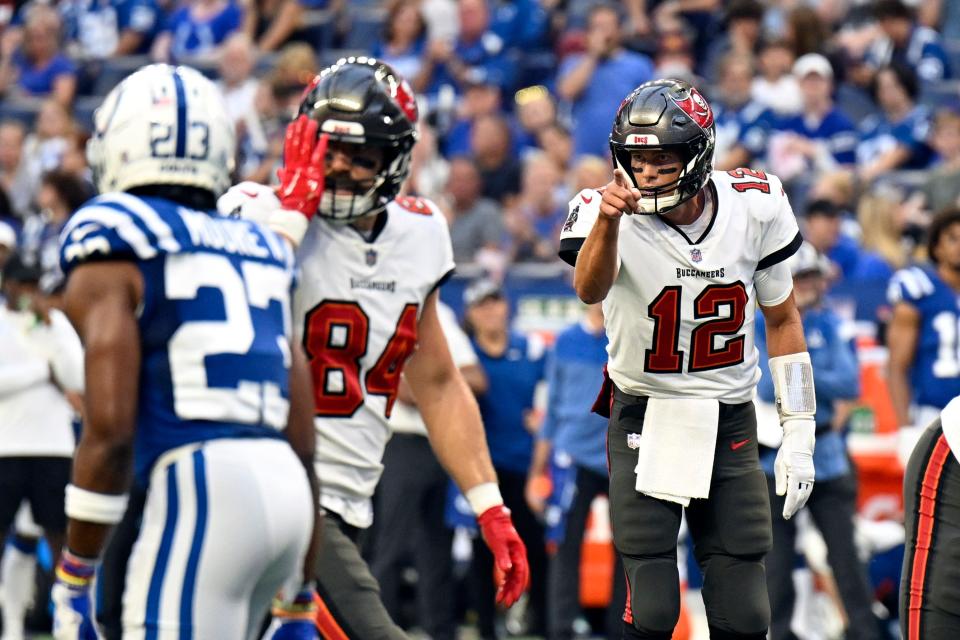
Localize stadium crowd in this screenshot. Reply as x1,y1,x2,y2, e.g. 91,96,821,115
1,0,960,637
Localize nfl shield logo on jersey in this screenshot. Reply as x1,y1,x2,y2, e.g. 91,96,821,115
366,249,378,266
627,433,641,449
690,248,702,263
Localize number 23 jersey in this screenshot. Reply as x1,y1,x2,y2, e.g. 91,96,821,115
220,183,455,527
59,193,297,483
559,170,802,403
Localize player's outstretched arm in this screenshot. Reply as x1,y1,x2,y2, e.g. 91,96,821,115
404,291,529,607
760,294,817,520
573,169,636,304
54,261,143,638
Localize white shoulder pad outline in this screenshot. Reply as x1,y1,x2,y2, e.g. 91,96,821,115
59,194,180,265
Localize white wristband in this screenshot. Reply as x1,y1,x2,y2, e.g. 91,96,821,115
465,482,504,516
769,351,816,420
268,209,310,247
65,484,129,525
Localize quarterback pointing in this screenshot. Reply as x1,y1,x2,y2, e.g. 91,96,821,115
221,57,528,637
560,79,816,639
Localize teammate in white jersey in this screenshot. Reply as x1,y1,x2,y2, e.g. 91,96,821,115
220,57,528,637
559,78,816,640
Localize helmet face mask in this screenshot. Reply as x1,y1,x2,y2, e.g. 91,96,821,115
609,79,716,215
298,56,419,223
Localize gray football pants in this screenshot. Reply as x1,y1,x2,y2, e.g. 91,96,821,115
607,386,772,640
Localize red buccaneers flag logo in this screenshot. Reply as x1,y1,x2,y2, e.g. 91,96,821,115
672,87,714,131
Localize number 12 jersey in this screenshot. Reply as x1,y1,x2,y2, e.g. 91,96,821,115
559,170,801,403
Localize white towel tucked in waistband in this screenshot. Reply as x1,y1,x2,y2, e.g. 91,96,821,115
634,397,720,506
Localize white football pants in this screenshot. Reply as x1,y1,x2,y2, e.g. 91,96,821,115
119,438,313,639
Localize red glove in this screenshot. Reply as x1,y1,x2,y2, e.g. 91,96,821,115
477,505,529,607
276,115,328,217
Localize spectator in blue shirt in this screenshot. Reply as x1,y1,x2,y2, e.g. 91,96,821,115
711,53,778,171
464,279,547,639
867,0,951,88
857,62,933,183
803,199,893,294
61,0,160,59
0,5,76,106
152,0,243,63
526,303,625,640
557,2,654,160
414,0,516,101
372,1,428,85
770,53,858,179
756,242,881,640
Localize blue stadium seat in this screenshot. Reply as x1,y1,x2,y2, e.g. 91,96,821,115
342,7,386,51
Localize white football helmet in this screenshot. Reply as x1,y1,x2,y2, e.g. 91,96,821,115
87,64,235,197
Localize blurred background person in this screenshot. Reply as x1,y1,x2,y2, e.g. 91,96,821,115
372,0,427,83
768,53,857,191
151,0,244,63
710,52,777,171
0,254,82,640
217,33,259,136
556,2,653,160
504,151,565,263
921,107,960,214
856,62,933,185
756,242,881,640
18,169,91,282
464,279,547,639
526,302,626,640
470,112,522,206
0,120,31,221
0,5,76,106
866,0,952,91
751,38,801,117
443,156,505,267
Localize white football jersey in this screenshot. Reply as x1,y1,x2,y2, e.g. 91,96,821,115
220,184,455,527
559,170,801,403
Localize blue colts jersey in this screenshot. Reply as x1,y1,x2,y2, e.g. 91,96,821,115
888,265,960,409
59,193,296,482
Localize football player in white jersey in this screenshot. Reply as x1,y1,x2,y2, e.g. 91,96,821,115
220,57,528,637
559,79,816,640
